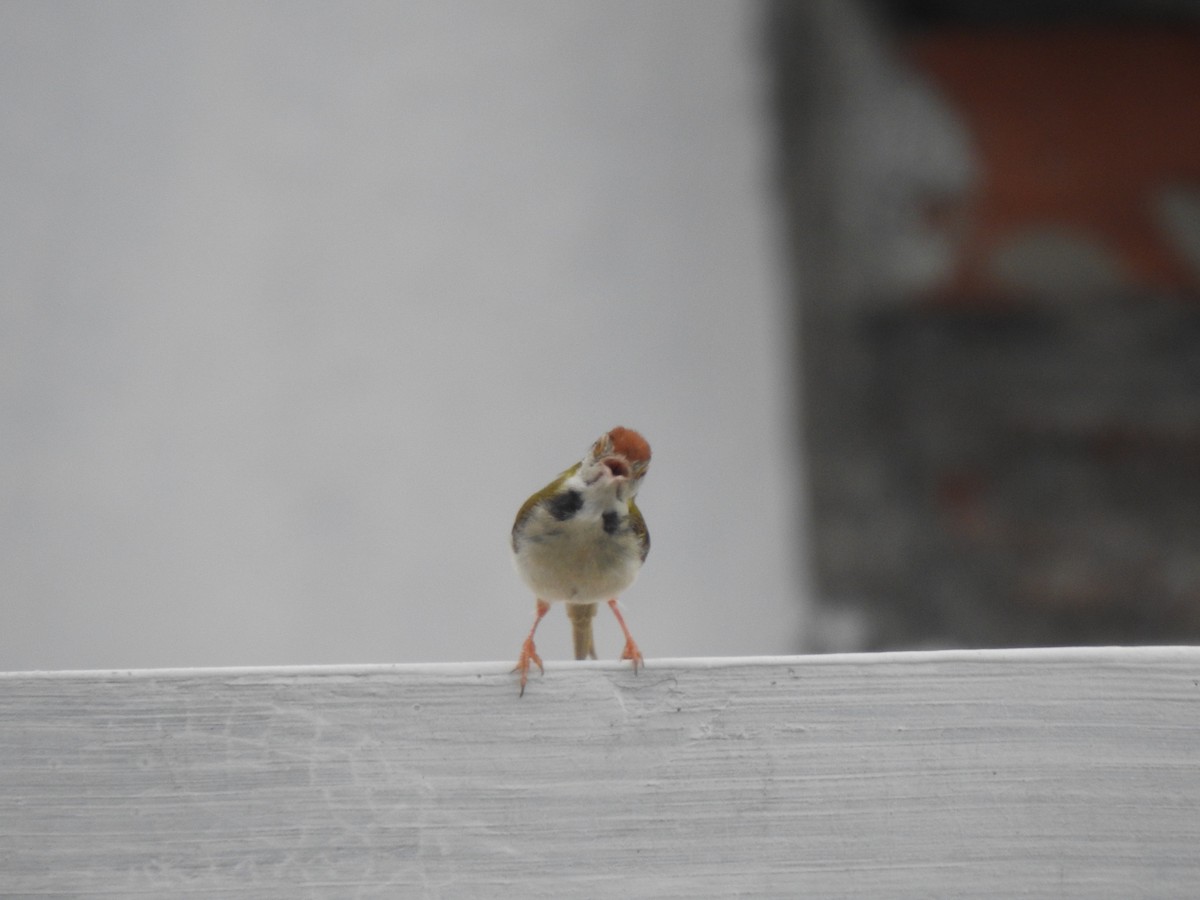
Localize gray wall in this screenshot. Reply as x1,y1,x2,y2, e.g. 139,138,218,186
1,2,805,670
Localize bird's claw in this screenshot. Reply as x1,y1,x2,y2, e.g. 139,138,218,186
513,638,544,697
620,638,643,675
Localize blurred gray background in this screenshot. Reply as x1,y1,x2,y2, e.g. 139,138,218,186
5,1,1200,673
1,2,802,670
774,0,1200,650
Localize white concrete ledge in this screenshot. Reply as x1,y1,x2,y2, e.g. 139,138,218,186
2,647,1198,898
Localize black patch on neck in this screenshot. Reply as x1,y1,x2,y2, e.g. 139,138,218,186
602,510,621,535
547,489,583,521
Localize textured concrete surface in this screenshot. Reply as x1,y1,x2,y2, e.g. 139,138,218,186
2,648,1198,898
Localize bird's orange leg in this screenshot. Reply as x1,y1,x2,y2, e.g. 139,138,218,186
607,598,643,674
513,599,550,696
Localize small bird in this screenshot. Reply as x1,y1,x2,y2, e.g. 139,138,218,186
510,426,651,696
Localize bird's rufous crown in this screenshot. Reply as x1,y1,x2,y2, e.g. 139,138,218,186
605,426,651,464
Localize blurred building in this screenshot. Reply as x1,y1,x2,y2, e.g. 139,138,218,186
771,0,1200,649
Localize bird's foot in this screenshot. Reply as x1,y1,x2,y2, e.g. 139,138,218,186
619,637,643,675
606,598,643,675
512,638,544,697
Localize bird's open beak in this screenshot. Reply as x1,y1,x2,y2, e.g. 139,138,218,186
601,456,632,479
584,455,632,486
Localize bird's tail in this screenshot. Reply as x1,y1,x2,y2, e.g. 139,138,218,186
565,603,599,660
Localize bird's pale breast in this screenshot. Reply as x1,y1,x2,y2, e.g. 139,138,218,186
513,503,644,603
